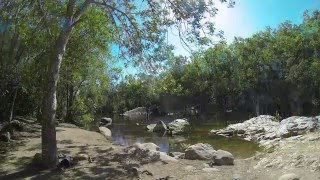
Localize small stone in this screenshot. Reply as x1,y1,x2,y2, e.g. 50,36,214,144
278,173,300,180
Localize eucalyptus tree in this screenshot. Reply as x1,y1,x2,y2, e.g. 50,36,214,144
23,0,234,167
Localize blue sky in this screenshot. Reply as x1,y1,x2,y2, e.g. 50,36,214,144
115,0,319,77
170,0,320,55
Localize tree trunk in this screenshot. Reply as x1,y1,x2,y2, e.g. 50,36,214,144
65,84,74,123
254,97,260,116
9,87,18,122
41,24,73,167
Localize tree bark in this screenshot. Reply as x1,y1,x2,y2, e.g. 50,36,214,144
255,98,260,116
65,83,74,123
9,87,18,122
40,0,93,167
41,24,73,167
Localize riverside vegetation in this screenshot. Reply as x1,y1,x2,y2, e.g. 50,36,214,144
0,0,320,179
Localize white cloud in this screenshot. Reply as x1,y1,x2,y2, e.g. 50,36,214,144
168,0,255,56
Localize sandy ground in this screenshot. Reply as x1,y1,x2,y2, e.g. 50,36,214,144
0,120,320,180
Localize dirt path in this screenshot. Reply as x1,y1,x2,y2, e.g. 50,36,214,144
1,120,320,179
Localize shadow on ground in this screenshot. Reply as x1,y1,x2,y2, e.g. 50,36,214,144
0,143,136,180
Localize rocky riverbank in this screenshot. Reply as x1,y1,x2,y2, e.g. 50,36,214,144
209,115,320,148
1,116,320,179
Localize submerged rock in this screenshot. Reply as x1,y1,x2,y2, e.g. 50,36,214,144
184,143,216,160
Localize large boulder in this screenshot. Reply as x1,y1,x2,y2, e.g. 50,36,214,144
99,127,112,138
209,115,320,148
99,117,112,127
209,115,278,138
123,107,148,120
185,143,217,160
153,120,168,133
213,150,234,165
122,143,176,164
277,116,318,137
167,119,190,135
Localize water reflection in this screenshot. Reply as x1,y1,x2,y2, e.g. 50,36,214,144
109,113,261,159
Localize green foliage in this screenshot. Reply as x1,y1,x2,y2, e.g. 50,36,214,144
81,114,94,129
107,75,159,113
108,10,320,116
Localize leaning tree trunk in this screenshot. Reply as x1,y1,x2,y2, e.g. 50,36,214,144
41,25,73,168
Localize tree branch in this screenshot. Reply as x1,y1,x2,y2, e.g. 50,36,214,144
66,0,76,20
72,0,93,26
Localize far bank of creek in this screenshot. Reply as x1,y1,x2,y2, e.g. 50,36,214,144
95,112,262,159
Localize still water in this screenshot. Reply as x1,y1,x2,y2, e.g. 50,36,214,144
108,112,261,159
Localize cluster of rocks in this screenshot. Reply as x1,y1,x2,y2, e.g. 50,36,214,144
114,143,177,165
209,115,320,147
146,119,190,135
115,142,234,167
182,143,234,166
